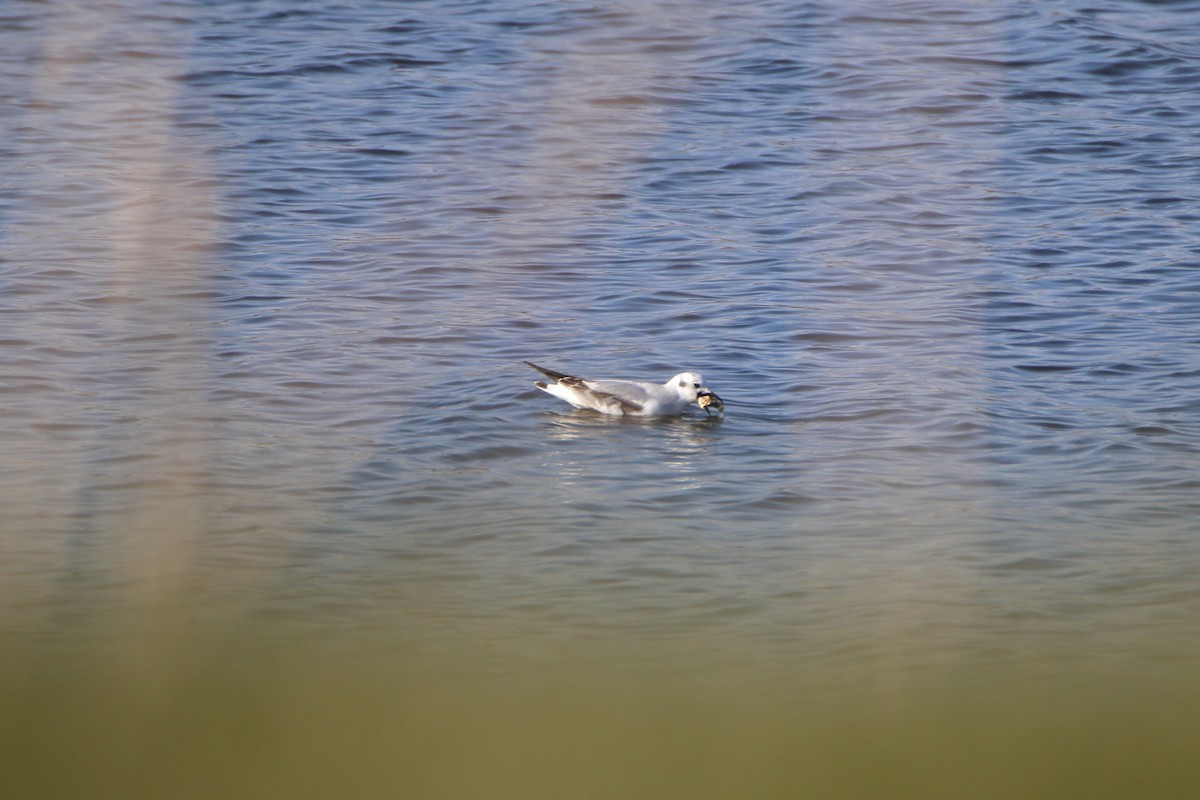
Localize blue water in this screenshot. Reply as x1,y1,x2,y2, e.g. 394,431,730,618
3,0,1200,680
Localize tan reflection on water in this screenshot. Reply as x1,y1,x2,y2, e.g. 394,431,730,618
14,1,219,618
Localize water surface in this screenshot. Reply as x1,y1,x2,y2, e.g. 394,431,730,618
3,0,1200,795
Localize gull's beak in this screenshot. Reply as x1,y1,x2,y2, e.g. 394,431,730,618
697,389,724,415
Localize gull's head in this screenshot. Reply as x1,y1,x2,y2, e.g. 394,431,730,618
670,371,706,402
671,371,724,414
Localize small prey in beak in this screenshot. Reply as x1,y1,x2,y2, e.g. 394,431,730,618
697,390,724,417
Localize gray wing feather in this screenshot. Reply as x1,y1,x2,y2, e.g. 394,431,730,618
572,383,644,414
525,362,644,414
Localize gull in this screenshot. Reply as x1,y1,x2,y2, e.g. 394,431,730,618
525,361,724,417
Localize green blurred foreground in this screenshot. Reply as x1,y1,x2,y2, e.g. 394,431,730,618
4,635,1199,800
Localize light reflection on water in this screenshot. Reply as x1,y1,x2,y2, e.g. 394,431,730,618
3,0,1200,794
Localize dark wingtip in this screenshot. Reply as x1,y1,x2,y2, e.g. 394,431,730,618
524,361,572,382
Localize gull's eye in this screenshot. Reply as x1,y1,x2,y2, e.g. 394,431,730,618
693,383,700,389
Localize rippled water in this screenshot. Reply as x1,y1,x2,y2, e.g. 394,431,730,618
4,0,1200,712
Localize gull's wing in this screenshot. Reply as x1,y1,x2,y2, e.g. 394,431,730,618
568,380,645,415
582,379,655,406
525,362,645,414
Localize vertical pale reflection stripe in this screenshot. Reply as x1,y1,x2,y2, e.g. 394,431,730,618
800,0,1003,692
499,2,721,242
29,1,219,617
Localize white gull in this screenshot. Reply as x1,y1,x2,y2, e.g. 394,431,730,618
525,361,723,417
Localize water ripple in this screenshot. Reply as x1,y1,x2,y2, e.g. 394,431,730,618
2,0,1200,673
